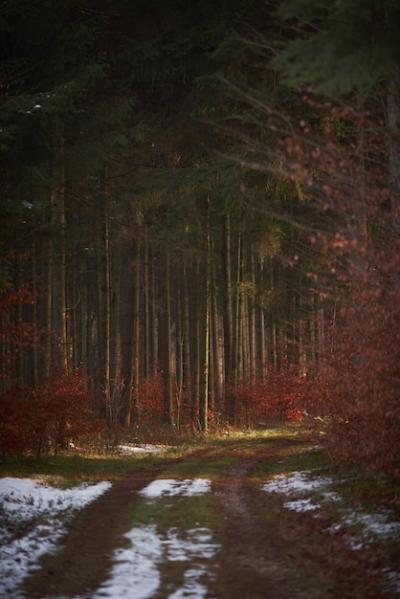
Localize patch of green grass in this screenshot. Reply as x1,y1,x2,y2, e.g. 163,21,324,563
166,456,235,479
132,497,173,527
254,445,331,479
328,464,400,516
0,425,310,486
0,453,168,486
132,493,224,535
251,439,400,516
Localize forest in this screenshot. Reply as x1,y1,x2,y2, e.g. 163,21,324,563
1,2,400,598
1,0,400,468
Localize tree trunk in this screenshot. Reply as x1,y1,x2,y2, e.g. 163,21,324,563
56,139,68,374
200,199,211,432
164,249,176,426
128,227,141,427
387,67,400,219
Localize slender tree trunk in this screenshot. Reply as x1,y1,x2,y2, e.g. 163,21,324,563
151,248,159,371
235,233,243,383
387,66,400,219
193,257,201,426
250,250,257,381
176,268,183,430
80,251,88,377
164,249,175,426
144,228,150,379
259,257,267,376
200,199,211,432
57,139,68,374
112,241,123,390
270,258,278,370
32,241,38,386
183,258,192,411
16,259,24,386
45,185,56,378
128,228,141,427
223,212,234,382
104,190,112,431
212,270,223,413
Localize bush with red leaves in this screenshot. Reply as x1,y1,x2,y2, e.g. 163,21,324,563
230,364,304,428
135,370,165,424
0,371,102,458
307,250,400,472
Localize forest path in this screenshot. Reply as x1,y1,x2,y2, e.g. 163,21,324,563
22,436,391,599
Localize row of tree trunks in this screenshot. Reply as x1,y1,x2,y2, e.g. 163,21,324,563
5,182,332,430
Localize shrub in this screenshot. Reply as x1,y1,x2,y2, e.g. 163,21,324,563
0,371,102,458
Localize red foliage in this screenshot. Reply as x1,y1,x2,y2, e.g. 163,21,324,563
0,386,34,456
307,249,400,472
0,371,102,458
229,365,305,427
135,370,165,424
274,99,400,472
0,280,37,381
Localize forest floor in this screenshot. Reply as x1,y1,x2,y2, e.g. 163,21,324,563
1,429,400,598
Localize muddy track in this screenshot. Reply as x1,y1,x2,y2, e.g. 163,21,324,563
212,447,389,599
22,440,392,599
23,465,163,598
22,447,222,598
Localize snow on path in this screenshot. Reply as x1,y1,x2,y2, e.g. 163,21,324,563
261,469,400,544
0,477,111,598
74,478,215,599
77,525,219,599
262,470,333,496
262,469,400,593
139,478,211,499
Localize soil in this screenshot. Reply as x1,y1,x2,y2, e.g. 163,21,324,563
212,441,386,598
22,439,396,599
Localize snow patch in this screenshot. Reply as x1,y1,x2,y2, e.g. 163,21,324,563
0,477,111,597
139,478,211,499
116,443,168,455
80,526,219,599
283,498,319,513
344,510,400,540
382,569,400,595
262,471,333,495
325,508,400,553
168,566,208,599
0,477,110,521
321,491,341,502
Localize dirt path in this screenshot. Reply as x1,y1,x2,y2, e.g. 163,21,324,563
22,439,394,598
211,446,385,598
24,465,166,598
